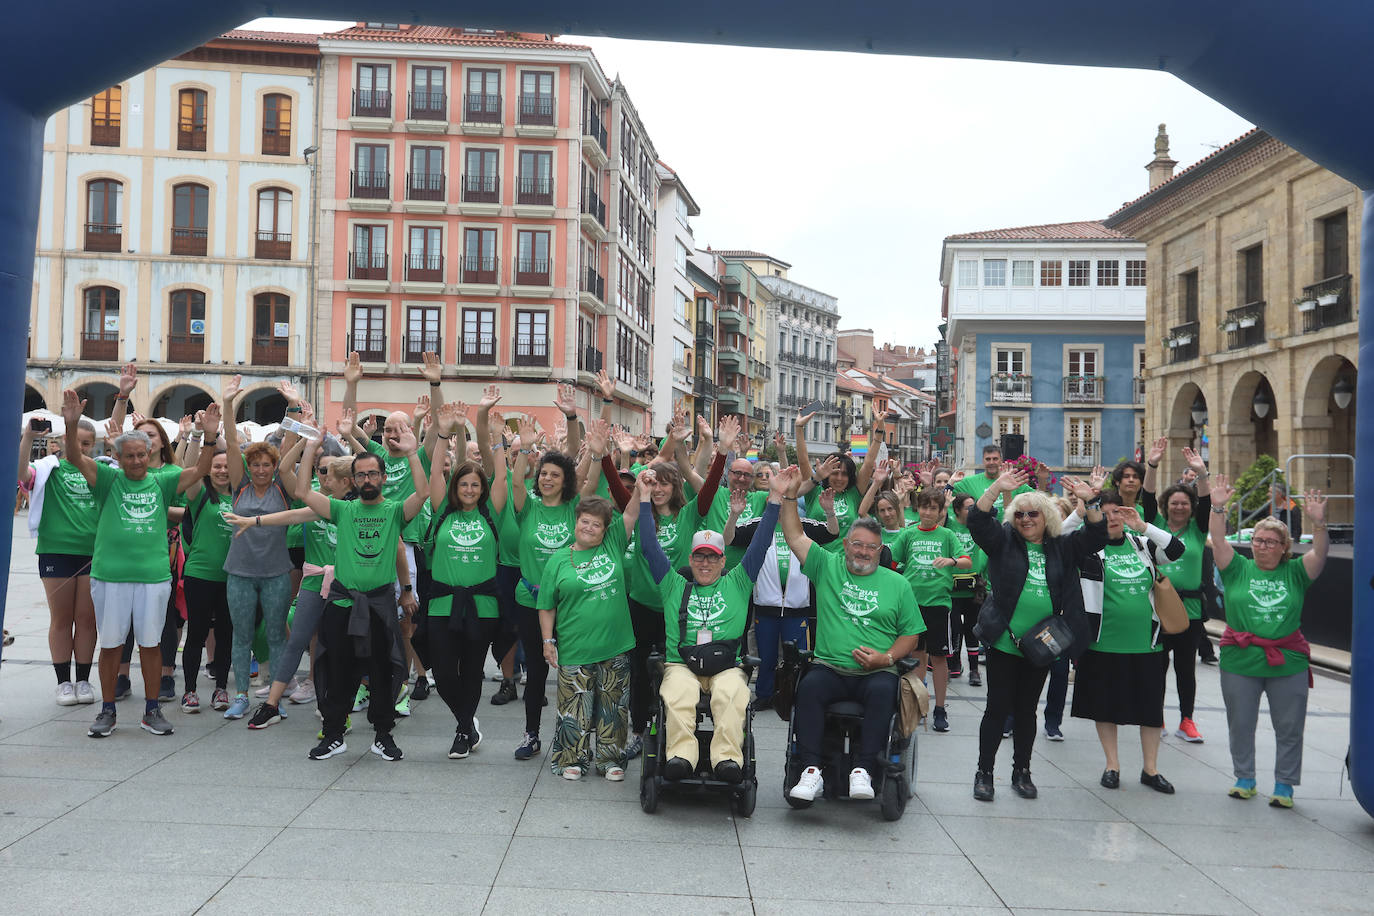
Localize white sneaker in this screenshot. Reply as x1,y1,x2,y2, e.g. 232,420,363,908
288,679,316,704
849,767,875,800
56,682,78,706
257,679,293,699
74,680,96,704
789,765,824,801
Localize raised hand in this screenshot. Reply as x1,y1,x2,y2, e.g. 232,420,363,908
117,361,138,396
795,411,817,430
1182,446,1206,475
893,476,914,499
1088,464,1109,492
633,433,651,451
815,454,840,484
1300,488,1326,524
277,379,300,406
697,415,713,441
413,394,431,424
595,369,615,400
635,467,656,501
436,402,462,436
200,402,222,437
584,418,611,457
130,410,147,427
1147,435,1168,467
1118,505,1147,532
343,351,362,385
360,414,377,439
299,401,316,428
819,486,836,514
393,424,418,456
178,415,193,437
873,459,892,486
517,416,539,447
1059,475,1097,502
717,413,742,449
1211,473,1234,504
223,374,243,407
419,351,443,385
478,384,501,411
996,466,1032,493
773,430,787,457
61,389,86,425
772,464,802,499
729,487,747,514
553,382,577,417
337,407,356,438
668,420,691,444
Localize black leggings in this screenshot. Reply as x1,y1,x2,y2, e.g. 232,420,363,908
628,597,666,733
978,648,1051,773
947,594,981,669
1161,618,1203,719
428,615,498,737
182,575,230,692
793,666,898,776
319,603,397,740
490,565,521,666
516,602,550,735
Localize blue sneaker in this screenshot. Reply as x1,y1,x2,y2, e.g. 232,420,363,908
224,694,251,720
1269,782,1294,808
1228,777,1258,799
514,731,541,760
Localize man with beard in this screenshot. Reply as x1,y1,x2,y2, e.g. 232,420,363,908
774,466,923,803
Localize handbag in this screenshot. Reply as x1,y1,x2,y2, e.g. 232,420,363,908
1009,613,1075,668
1134,533,1189,635
675,583,740,678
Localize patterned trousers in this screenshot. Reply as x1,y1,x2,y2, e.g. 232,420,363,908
551,653,631,774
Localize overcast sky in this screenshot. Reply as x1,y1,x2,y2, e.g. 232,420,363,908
249,18,1253,348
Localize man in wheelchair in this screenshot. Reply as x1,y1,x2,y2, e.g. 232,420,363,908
774,466,924,802
634,467,784,784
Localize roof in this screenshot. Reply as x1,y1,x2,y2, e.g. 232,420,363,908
656,159,701,216
217,29,320,45
836,374,878,395
320,24,592,51
710,249,792,268
1107,128,1262,218
944,220,1133,242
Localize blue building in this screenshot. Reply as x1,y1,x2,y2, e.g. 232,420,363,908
940,221,1146,473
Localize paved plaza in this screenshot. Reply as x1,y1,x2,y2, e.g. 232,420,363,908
0,519,1371,915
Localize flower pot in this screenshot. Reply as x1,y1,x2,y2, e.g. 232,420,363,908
1177,335,1193,346
1223,322,1239,332
1239,317,1257,329
1318,293,1339,306
1297,299,1318,312
1168,338,1180,348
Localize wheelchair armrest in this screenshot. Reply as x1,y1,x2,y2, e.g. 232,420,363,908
741,654,761,669
781,640,813,667
896,657,919,675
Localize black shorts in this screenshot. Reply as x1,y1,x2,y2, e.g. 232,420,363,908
288,546,305,570
917,605,952,655
38,553,92,579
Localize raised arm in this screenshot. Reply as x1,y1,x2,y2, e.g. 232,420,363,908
511,417,536,514
554,383,581,460
691,414,714,483
856,415,883,493
17,421,37,487
793,412,815,496
633,471,673,584
1207,473,1235,571
1142,435,1166,495
475,384,501,479
275,428,308,499
109,361,137,433
695,414,738,517
341,351,361,421
221,374,245,489
295,438,332,517
174,405,220,493
391,425,429,522
1300,489,1328,580
776,465,813,568
224,505,324,537
740,496,782,581
428,429,451,512
1120,508,1186,562
858,459,893,517
419,351,445,455
335,407,369,457
59,390,98,487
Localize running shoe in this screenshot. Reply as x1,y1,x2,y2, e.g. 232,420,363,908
624,733,643,759
352,684,369,712
932,706,949,733
224,694,251,720
1176,718,1204,743
140,706,175,735
288,679,316,704
1044,724,1064,741
1269,782,1294,808
394,693,412,717
1228,778,1258,799
113,674,132,701
967,668,982,687
490,678,518,705
316,716,352,740
789,766,824,801
255,680,287,699
468,717,482,751
514,731,541,760
848,767,875,799
87,708,116,738
370,733,404,761
180,692,200,714
56,682,78,706
247,703,282,730
211,688,230,711
518,669,527,686
449,732,472,759
158,675,176,703
309,737,347,760
75,681,96,704
411,677,430,701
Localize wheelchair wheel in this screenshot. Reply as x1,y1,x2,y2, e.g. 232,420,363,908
880,774,905,821
639,770,659,813
732,780,757,818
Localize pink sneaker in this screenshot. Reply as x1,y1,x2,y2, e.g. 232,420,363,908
288,679,316,704
211,688,230,711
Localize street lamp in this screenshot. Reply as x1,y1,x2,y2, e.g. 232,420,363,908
1252,386,1272,419
1190,394,1208,426
1332,375,1354,409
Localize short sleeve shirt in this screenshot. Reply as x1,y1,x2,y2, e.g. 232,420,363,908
91,462,180,583
329,497,405,593
1219,554,1311,677
535,517,634,666
801,546,923,671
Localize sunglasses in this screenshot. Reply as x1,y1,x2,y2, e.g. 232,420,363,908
1013,510,1041,520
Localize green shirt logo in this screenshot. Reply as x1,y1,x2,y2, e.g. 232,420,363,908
1025,547,1049,600
536,520,570,549
1249,578,1290,610
574,551,617,588
119,490,161,529
447,516,486,549
840,580,880,620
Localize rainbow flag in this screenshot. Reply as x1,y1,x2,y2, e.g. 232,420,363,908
850,433,869,457
746,447,759,462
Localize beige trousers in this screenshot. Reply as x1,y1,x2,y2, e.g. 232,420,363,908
660,662,749,768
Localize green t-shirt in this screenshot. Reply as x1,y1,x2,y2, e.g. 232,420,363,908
952,475,1031,517
892,524,963,609
801,545,923,672
536,517,634,666
881,528,905,569
1093,541,1160,654
367,440,432,544
35,459,97,556
515,495,579,607
807,488,861,552
718,490,769,568
429,504,499,619
91,462,179,583
627,501,702,605
658,563,755,664
993,542,1054,656
1157,520,1205,620
301,514,339,593
285,476,318,549
496,476,526,567
945,517,987,597
182,488,235,583
329,496,404,593
903,506,919,526
1218,555,1311,678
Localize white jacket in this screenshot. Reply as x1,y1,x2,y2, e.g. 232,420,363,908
1078,523,1181,649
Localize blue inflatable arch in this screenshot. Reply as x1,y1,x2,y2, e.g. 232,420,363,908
2,0,1370,815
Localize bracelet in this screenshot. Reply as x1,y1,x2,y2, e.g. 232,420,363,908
492,442,505,450
286,406,302,413
543,638,557,645
1210,506,1227,515
520,448,531,455
438,433,452,440
885,653,894,667
1312,523,1327,530
563,412,576,420
255,515,262,527
429,381,441,387
1146,461,1159,469
602,398,613,404
781,496,798,501
115,394,129,401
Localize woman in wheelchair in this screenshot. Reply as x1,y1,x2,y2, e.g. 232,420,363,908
635,466,784,784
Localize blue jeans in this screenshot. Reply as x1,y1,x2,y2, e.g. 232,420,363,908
755,615,812,699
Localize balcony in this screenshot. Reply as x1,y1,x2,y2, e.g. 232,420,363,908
516,175,553,208
403,332,440,363
407,90,447,122
406,172,445,202
580,266,605,307
461,173,500,205
261,131,291,156
1224,302,1265,350
717,301,746,326
350,170,390,201
1062,376,1105,404
1300,274,1353,333
84,222,121,253
91,121,119,146
580,190,607,238
515,257,550,287
694,377,716,400
752,407,769,425
513,335,550,367
349,251,388,281
717,373,747,396
405,252,443,284
461,93,502,126
989,373,1032,403
352,88,392,119
579,346,604,373
251,337,289,366
166,334,204,364
1167,321,1199,363
254,231,290,260
170,228,207,256
1065,440,1100,469
81,331,118,361
461,255,498,286
347,332,386,363
581,113,608,166
695,320,714,346
1133,376,1146,406
517,94,555,127
177,125,206,151
461,334,497,366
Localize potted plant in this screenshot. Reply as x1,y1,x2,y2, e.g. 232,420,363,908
1238,314,1257,329
1167,337,1180,348
1295,295,1318,312
1317,288,1340,306
1221,318,1239,332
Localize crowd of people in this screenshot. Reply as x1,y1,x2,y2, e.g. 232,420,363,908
14,360,1330,808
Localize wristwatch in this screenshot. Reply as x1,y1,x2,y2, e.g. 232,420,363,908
1210,506,1227,515
543,638,557,645
401,584,413,593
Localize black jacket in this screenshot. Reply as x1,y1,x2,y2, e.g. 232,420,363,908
966,504,1107,660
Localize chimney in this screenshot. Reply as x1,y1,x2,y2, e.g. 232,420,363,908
1146,123,1177,191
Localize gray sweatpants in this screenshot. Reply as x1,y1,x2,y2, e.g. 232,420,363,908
1220,667,1309,785
272,588,326,689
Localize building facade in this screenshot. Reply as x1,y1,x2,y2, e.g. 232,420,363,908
688,250,721,424
1104,127,1359,522
652,160,699,426
753,262,840,456
941,221,1147,471
28,30,319,421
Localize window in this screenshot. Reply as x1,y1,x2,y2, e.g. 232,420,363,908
252,293,290,366
1180,269,1199,322
461,308,496,364
1321,211,1349,280
1066,349,1097,377
802,338,810,358
178,89,206,150
995,414,1025,451
517,150,552,205
365,21,400,29
515,230,551,285
675,240,687,275
1241,244,1263,304
673,339,686,368
82,287,119,360
982,259,1006,287
1040,259,1062,286
1096,260,1119,286
1125,259,1147,286
464,69,501,123
462,148,499,203
404,306,440,361
514,310,549,365
355,64,392,117
350,305,386,361
1011,259,1034,286
91,87,120,146
674,289,689,324
1067,259,1091,286
262,94,291,155
352,144,389,199
995,348,1025,374
171,183,208,255
462,228,497,284
956,259,978,286
167,290,206,363
1066,415,1098,468
84,179,122,252
408,146,444,200
254,188,291,259
518,71,555,125
409,66,446,119
351,224,388,279
407,226,443,281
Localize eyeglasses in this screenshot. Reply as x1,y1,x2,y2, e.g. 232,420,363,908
690,551,723,561
847,541,880,553
1250,537,1285,548
1013,510,1041,520
353,470,383,481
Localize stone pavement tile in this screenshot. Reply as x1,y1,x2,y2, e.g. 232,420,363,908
330,757,541,796
0,717,211,751
968,856,1251,915
743,846,1001,907
0,865,227,916
1088,784,1306,827
241,826,508,884
131,750,346,790
0,775,117,818
0,819,270,876
1290,797,1374,851
916,779,1127,821
1137,818,1374,871
739,807,957,854
199,875,487,915
67,781,318,828
756,903,1009,916
496,835,748,896
941,815,1178,865
0,714,49,742
483,887,755,915
0,816,47,848
517,795,737,843
528,762,648,800
1201,864,1373,916
292,787,524,836
0,742,168,781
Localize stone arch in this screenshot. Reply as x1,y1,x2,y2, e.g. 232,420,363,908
1297,353,1357,523
23,383,46,412
1224,369,1278,475
146,379,215,419
1164,380,1209,477
234,381,289,426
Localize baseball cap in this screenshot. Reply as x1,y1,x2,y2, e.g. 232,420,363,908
690,530,725,556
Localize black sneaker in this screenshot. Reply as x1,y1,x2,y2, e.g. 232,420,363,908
158,675,176,703
663,756,693,781
932,706,949,733
514,732,540,760
449,732,472,759
113,674,132,701
371,733,404,761
246,703,282,730
967,668,982,687
973,769,994,801
490,678,518,705
750,694,774,713
309,737,347,760
1011,767,1038,799
411,677,430,702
